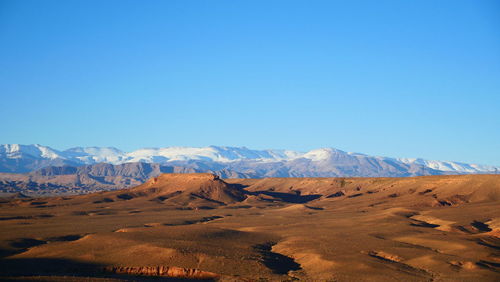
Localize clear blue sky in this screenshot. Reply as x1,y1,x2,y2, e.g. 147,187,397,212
1,0,499,165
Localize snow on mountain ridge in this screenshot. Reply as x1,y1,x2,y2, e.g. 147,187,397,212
300,148,346,161
123,146,296,163
0,144,498,174
0,144,63,159
397,158,499,173
64,147,126,164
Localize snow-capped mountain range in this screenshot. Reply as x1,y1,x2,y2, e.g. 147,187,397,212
0,144,498,176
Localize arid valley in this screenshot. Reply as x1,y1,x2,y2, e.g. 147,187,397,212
0,173,499,281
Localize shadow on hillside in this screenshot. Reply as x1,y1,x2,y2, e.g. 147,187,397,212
253,242,301,274
0,257,102,277
0,252,214,281
254,191,322,203
230,183,322,203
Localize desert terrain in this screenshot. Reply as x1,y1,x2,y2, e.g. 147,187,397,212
0,173,499,281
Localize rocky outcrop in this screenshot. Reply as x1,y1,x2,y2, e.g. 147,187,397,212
129,173,247,206
105,265,219,279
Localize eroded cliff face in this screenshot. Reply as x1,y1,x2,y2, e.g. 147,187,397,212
105,265,219,279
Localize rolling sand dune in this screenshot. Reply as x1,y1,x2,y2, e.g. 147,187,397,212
0,174,499,281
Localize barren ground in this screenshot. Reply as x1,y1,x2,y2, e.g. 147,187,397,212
0,174,499,281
